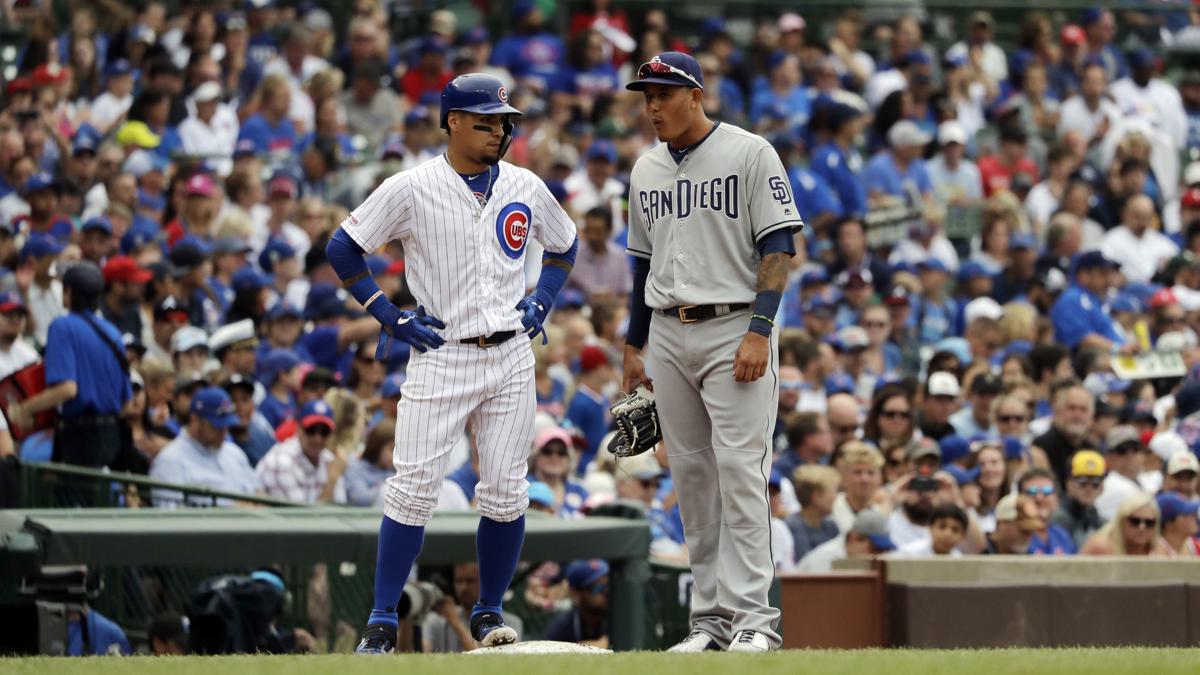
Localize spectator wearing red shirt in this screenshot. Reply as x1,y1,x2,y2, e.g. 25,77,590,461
978,126,1039,197
400,40,452,105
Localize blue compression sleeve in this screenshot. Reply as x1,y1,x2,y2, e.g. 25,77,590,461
532,237,578,307
627,257,652,350
328,228,389,316
368,516,426,628
755,228,796,257
748,230,793,337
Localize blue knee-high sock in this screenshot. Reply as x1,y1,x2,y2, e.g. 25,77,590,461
367,516,425,629
472,515,526,618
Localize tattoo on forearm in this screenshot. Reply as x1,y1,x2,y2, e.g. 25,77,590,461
756,252,789,293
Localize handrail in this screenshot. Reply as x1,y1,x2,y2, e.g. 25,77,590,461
18,460,305,508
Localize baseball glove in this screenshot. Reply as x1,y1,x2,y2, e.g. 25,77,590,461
607,387,662,458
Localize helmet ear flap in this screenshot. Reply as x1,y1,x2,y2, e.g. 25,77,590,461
499,116,515,158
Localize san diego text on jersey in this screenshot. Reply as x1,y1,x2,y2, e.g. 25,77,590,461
636,172,740,227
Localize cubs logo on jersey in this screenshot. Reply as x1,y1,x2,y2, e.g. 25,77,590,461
496,202,531,259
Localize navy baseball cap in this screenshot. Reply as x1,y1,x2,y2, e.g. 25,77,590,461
21,233,65,260
72,131,98,156
232,267,270,294
259,238,296,273
120,218,161,254
957,261,988,283
381,373,406,398
21,172,57,196
82,216,114,236
939,435,971,465
104,58,133,78
305,283,349,320
626,52,705,91
299,399,337,430
1157,492,1199,522
170,236,212,272
265,301,303,321
585,140,617,164
825,372,856,395
190,387,241,430
944,463,982,486
800,269,829,288
1071,250,1121,275
262,348,301,385
563,559,609,591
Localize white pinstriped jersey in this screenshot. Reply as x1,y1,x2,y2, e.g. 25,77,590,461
341,155,577,340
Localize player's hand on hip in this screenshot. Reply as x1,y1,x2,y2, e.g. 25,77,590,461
622,344,653,393
373,302,446,358
516,295,549,344
733,332,769,383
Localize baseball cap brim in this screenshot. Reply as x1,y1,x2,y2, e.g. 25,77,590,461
626,76,698,91
867,534,896,551
301,414,337,431
204,412,242,430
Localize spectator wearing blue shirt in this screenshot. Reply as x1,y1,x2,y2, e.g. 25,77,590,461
1049,251,1127,351
565,345,615,476
490,0,565,92
811,103,868,217
1018,469,1078,555
554,29,619,99
11,263,133,475
222,373,277,467
66,607,131,656
528,426,589,517
770,132,842,232
295,283,381,376
237,74,298,162
1182,72,1200,154
1080,8,1129,83
259,348,302,430
908,259,958,345
150,387,262,505
865,121,933,206
344,418,397,507
749,51,811,132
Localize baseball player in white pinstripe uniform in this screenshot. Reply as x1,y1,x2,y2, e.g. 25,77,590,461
327,73,577,654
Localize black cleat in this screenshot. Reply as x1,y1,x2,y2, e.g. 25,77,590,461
355,623,397,655
470,611,518,647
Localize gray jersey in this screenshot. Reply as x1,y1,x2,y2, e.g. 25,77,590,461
627,123,803,309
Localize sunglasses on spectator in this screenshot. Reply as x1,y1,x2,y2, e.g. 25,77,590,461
638,478,661,489
780,381,805,391
304,425,332,438
1110,443,1139,455
540,447,569,458
1023,485,1054,496
997,414,1027,424
1071,477,1103,489
1126,516,1157,529
590,581,609,595
886,458,905,469
832,424,859,435
637,59,703,88
880,409,911,420
863,321,888,329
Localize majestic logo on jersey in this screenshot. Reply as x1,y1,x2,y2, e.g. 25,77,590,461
498,86,509,103
637,174,739,230
496,202,531,259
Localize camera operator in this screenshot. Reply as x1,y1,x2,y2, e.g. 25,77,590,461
887,439,985,553
423,563,523,653
65,604,130,656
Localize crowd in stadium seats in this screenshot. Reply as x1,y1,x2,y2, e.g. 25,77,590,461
4,0,1200,632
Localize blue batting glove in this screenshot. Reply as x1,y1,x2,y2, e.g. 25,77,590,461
516,296,548,345
372,302,446,359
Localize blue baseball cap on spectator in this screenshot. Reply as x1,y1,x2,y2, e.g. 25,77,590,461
380,134,406,160
563,559,609,591
626,51,705,91
261,348,301,385
944,463,982,486
917,258,948,274
381,373,407,398
528,481,555,509
233,137,258,158
957,261,988,283
190,387,241,430
800,269,829,288
305,283,349,320
0,291,27,314
463,26,489,45
1001,436,1027,462
1071,250,1120,275
825,372,856,395
766,49,789,72
405,106,432,126
265,301,303,321
366,255,391,277
939,435,971,465
1110,293,1141,314
120,218,161,254
901,49,932,67
585,140,617,164
72,130,98,156
934,336,972,366
1010,232,1037,251
21,172,57,196
768,469,784,489
1157,492,1200,523
555,287,587,311
1081,7,1104,26
104,58,133,78
82,216,113,236
259,238,296,273
803,290,840,316
299,399,337,430
21,233,65,260
232,267,270,294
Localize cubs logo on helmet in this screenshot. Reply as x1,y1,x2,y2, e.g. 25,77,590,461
498,86,508,103
495,203,531,259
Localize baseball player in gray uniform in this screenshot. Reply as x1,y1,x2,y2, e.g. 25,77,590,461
622,52,803,652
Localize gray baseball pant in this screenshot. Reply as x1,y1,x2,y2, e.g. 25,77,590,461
645,307,781,648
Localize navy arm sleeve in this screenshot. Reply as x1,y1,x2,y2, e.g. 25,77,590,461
626,257,652,350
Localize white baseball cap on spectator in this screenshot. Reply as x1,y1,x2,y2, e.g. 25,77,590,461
994,493,1018,522
1151,431,1189,463
1185,161,1200,187
192,81,222,103
964,297,1004,325
778,13,806,33
1168,451,1200,476
937,120,967,147
888,120,932,148
927,371,961,398
1156,330,1197,351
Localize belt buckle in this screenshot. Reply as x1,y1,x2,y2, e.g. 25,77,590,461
677,305,699,323
477,335,490,348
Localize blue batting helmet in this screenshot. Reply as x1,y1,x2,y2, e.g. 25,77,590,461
440,73,523,157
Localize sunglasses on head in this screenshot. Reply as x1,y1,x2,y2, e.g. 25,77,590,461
1071,477,1103,488
1024,485,1054,496
638,59,702,88
997,414,1027,424
1126,516,1157,529
880,409,910,420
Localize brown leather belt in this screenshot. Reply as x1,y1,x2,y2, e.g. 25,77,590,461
660,303,750,323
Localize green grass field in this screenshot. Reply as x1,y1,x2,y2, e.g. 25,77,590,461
4,649,1199,675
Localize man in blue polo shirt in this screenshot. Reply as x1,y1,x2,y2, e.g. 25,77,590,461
1049,251,1130,352
10,262,133,475
865,121,933,206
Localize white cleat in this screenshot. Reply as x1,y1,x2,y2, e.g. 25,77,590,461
727,630,772,653
667,629,723,653
478,624,518,648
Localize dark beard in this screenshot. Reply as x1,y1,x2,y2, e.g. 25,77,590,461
904,500,933,526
